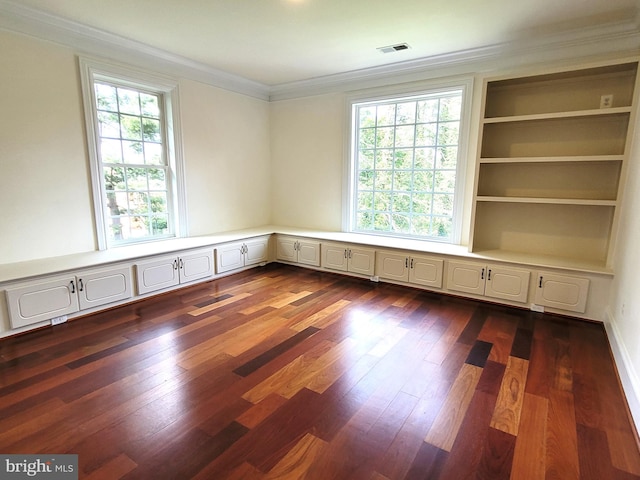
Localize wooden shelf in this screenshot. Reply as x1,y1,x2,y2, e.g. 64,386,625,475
482,106,632,124
475,196,616,206
479,155,623,164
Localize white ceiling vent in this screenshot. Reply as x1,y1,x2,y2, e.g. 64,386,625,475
377,43,411,54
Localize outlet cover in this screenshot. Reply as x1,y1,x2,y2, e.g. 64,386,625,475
51,315,68,325
600,94,613,109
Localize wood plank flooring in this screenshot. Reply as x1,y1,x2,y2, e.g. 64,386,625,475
1,263,639,479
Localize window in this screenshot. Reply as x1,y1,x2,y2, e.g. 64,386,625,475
347,81,471,243
80,57,186,249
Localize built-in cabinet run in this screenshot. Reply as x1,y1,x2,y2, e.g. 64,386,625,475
276,236,321,266
471,61,639,271
322,243,375,276
136,248,214,295
375,251,444,289
215,236,270,274
447,260,530,303
5,265,132,328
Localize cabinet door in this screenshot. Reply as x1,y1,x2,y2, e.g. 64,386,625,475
136,255,180,295
484,266,530,303
5,275,79,328
447,261,486,295
78,266,132,310
348,247,375,276
216,243,244,274
297,240,321,266
276,237,298,262
534,271,589,313
322,243,348,271
409,256,444,288
180,249,214,283
244,237,269,266
375,252,409,282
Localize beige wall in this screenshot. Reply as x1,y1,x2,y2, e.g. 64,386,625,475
270,93,346,230
608,99,640,424
0,31,272,264
0,31,96,262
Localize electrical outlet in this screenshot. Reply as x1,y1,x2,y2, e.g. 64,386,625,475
600,94,613,109
530,304,545,313
51,315,68,325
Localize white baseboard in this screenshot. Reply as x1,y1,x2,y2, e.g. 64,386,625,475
604,308,640,435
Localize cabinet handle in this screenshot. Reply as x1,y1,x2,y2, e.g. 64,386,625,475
179,258,184,269
481,268,485,280
539,276,543,288
410,258,414,269
78,278,84,292
294,241,299,251
487,269,492,281
69,280,75,294
348,249,352,259
405,258,409,268
344,249,348,258
173,259,178,270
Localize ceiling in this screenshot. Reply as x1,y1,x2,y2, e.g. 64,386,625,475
2,0,640,87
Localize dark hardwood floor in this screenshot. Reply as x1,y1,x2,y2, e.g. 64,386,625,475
1,263,639,479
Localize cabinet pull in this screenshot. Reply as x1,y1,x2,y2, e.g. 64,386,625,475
78,279,84,292
348,249,352,259
410,258,414,269
539,276,543,288
481,268,485,280
405,258,409,268
294,241,299,251
487,269,492,281
344,249,348,258
69,280,75,294
173,259,178,270
179,258,184,269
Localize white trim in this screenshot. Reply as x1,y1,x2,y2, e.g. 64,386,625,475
79,56,188,250
604,308,640,435
0,0,270,100
1,0,638,101
344,76,474,245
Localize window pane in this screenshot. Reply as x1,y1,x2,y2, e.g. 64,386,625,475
140,93,160,118
122,141,144,164
376,104,396,126
351,87,465,241
95,84,117,111
148,168,166,190
118,88,141,115
104,167,125,190
97,112,120,138
120,115,142,140
100,139,122,163
142,118,161,142
144,142,163,165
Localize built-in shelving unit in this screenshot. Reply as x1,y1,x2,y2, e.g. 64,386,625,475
470,60,639,271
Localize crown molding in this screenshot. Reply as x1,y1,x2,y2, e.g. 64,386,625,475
269,16,640,101
0,0,271,100
1,0,638,103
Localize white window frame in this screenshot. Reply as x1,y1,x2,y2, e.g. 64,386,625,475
344,77,473,244
79,56,188,250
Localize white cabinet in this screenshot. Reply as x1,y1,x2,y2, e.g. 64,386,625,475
276,236,320,267
5,265,132,328
216,236,270,274
376,251,444,289
447,260,530,303
322,243,375,276
136,248,213,295
534,271,590,313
